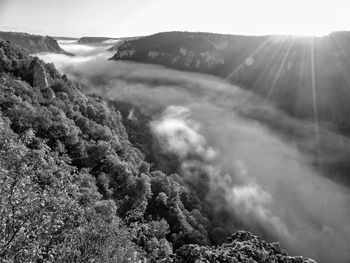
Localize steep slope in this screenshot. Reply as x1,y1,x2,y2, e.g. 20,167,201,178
0,31,71,54
0,40,316,262
110,31,350,135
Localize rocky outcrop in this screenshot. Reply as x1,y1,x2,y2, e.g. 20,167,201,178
162,231,316,263
0,40,56,92
31,60,57,100
32,60,50,89
0,31,71,54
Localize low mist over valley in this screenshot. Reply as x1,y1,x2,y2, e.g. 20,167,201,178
37,39,350,262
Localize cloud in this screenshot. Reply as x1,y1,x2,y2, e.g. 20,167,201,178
151,106,217,161
39,47,350,263
102,39,122,45
36,41,115,71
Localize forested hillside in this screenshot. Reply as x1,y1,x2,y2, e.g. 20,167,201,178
0,40,315,262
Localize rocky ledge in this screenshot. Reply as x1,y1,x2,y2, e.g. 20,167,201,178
161,231,316,263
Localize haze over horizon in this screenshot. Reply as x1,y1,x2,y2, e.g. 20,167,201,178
0,0,350,38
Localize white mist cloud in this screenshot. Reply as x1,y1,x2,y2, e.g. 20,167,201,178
57,40,114,56
102,39,122,45
151,106,217,161
36,41,115,71
229,183,290,239
36,53,92,70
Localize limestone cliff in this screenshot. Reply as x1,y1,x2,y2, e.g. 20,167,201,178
32,59,50,89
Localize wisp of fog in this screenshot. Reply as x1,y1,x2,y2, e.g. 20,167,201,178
38,42,350,263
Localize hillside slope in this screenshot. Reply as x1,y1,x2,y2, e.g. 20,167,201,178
0,31,71,54
0,40,316,262
110,31,350,135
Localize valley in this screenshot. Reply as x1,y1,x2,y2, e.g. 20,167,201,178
1,30,350,263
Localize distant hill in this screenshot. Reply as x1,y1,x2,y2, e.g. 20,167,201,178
110,31,350,135
110,31,268,74
77,36,119,44
54,36,79,41
78,36,143,45
0,31,72,54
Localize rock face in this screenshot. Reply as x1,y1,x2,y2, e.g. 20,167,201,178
32,60,50,89
0,31,71,54
0,40,58,91
162,231,317,263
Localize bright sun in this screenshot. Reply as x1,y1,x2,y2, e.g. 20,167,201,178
221,0,339,37
271,25,332,37
0,0,348,38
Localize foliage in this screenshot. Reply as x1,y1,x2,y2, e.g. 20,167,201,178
0,114,140,262
0,40,215,262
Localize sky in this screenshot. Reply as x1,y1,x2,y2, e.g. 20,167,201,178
0,0,349,37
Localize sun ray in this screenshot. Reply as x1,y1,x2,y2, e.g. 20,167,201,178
329,33,350,85
228,36,293,106
265,37,295,101
310,37,321,168
330,33,350,62
226,36,272,81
